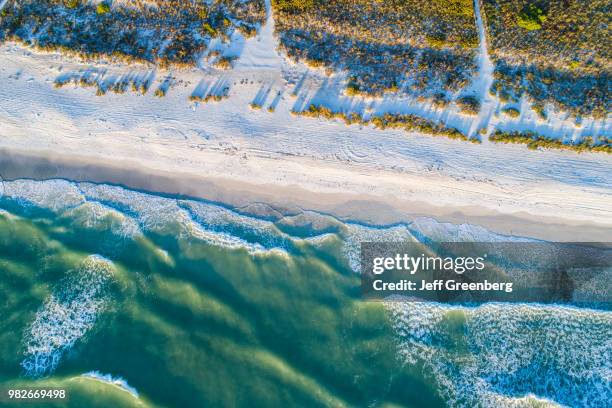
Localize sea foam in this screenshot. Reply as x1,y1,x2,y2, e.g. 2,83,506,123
2,179,85,212
342,223,415,273
21,255,115,377
1,180,295,254
78,183,290,255
1,179,389,260
409,217,533,243
65,201,142,239
387,302,611,407
81,371,139,398
363,217,612,407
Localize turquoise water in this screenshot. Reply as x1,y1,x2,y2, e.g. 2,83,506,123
0,179,609,407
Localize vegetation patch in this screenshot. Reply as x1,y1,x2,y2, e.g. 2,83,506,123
501,106,520,118
272,0,478,98
213,56,237,70
0,0,265,68
190,94,229,103
531,102,547,120
54,71,152,96
295,104,477,143
189,79,231,103
456,96,480,115
488,60,609,118
483,0,610,117
490,130,611,154
272,0,317,13
154,88,167,98
96,2,110,15
516,4,547,31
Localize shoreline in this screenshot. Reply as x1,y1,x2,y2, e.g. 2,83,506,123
2,148,610,242
0,43,610,243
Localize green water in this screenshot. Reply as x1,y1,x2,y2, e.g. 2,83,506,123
1,180,610,408
0,202,442,407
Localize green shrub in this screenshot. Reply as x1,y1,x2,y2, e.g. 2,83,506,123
531,103,547,120
96,2,111,15
190,94,226,103
345,78,362,97
426,33,446,49
64,0,80,9
201,22,216,37
489,130,611,154
502,106,520,118
237,24,257,38
456,96,480,115
214,56,234,70
517,4,547,30
272,0,316,13
295,104,471,142
197,9,209,20
0,0,265,69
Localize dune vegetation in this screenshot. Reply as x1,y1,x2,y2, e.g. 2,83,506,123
295,104,475,142
272,0,479,101
483,0,610,118
490,130,611,153
0,0,265,67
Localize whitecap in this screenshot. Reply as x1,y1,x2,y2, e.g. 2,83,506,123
387,301,612,407
81,371,139,398
2,179,85,212
0,207,18,219
78,183,290,255
341,223,415,273
409,217,533,243
180,201,291,250
21,255,115,377
65,201,141,239
78,183,187,232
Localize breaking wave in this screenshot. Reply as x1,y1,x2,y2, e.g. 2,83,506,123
408,217,533,243
376,217,611,407
0,179,343,257
387,302,611,407
64,201,141,239
2,179,85,212
341,223,414,272
81,371,139,398
0,180,298,255
4,178,611,407
21,255,115,377
77,183,297,255
339,216,530,273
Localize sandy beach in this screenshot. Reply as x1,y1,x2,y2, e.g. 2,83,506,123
0,42,610,241
1,2,611,407
1,147,611,242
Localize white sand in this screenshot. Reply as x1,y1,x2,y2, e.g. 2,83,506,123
0,35,610,241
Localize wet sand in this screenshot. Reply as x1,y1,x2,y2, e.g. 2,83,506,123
2,148,610,242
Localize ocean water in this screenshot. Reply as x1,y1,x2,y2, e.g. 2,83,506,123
0,179,609,407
